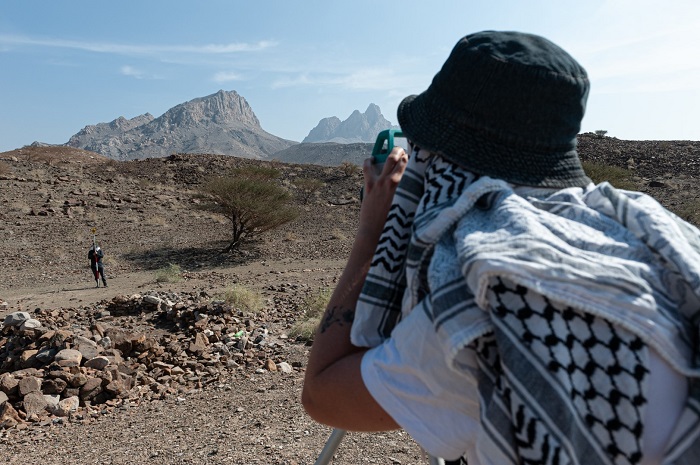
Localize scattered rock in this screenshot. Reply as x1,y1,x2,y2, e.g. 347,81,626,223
0,291,295,426
54,349,82,367
3,311,31,327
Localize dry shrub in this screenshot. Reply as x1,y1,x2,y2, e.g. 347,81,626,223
582,161,639,191
219,285,263,315
288,288,332,342
676,199,700,228
145,215,168,227
340,161,359,177
330,228,347,241
155,263,182,283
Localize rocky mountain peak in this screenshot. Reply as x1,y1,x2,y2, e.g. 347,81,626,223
65,90,292,161
153,90,260,130
302,104,397,144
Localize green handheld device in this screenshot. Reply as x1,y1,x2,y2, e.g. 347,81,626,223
371,129,404,165
361,129,406,202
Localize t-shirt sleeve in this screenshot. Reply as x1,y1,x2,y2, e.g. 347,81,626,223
361,304,481,461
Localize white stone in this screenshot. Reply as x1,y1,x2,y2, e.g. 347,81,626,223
74,335,98,347
3,311,31,327
278,362,293,374
84,356,110,370
54,348,82,367
43,394,60,410
19,318,42,330
54,396,79,417
143,295,162,305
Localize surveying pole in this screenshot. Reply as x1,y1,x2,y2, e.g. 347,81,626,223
91,227,98,287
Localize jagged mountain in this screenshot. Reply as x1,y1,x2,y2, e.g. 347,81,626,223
66,90,296,161
302,104,398,143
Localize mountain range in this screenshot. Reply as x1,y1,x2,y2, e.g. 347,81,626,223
62,90,396,163
302,104,397,144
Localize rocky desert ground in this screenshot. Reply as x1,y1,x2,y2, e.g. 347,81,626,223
1,134,699,464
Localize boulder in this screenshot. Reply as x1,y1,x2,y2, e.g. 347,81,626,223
0,402,22,429
54,348,82,367
53,396,79,417
18,376,42,396
22,391,49,417
2,311,31,327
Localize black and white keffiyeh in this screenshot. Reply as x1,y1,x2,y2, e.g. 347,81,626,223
351,149,700,464
352,148,479,345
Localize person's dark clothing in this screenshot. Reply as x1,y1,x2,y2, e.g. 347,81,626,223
88,247,107,286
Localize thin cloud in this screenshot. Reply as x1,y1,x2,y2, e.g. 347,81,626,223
0,34,277,56
121,65,145,79
119,65,163,80
212,71,244,83
572,20,700,95
272,67,422,93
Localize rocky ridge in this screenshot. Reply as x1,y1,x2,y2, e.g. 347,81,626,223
66,90,296,161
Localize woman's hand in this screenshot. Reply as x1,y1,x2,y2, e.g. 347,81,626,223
358,147,409,240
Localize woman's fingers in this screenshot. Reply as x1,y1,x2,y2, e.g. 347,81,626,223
381,147,408,184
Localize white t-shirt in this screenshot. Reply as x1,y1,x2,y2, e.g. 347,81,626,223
361,306,687,465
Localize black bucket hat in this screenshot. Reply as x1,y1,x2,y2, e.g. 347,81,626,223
398,30,591,188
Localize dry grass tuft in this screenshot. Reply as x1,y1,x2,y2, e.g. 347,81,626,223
676,199,700,226
155,263,182,283
288,288,332,342
582,161,639,191
219,285,264,315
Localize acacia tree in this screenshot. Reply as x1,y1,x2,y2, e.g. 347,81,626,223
201,165,299,252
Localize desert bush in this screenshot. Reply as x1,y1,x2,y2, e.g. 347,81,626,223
293,176,325,204
330,228,347,241
676,199,700,227
594,129,608,138
145,214,168,227
200,166,299,252
582,161,639,190
219,284,263,315
0,160,12,176
340,161,359,177
288,288,332,342
155,263,182,283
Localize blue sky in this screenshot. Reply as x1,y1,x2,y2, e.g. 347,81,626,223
1,0,699,152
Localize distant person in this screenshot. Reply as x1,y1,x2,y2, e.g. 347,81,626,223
302,30,700,464
88,244,107,287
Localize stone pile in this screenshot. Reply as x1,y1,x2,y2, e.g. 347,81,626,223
0,291,294,429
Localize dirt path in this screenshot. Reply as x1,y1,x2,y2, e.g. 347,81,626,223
1,259,347,320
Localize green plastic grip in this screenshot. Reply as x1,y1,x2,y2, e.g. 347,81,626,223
371,129,404,164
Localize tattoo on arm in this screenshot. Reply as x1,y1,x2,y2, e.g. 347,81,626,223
320,306,355,333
